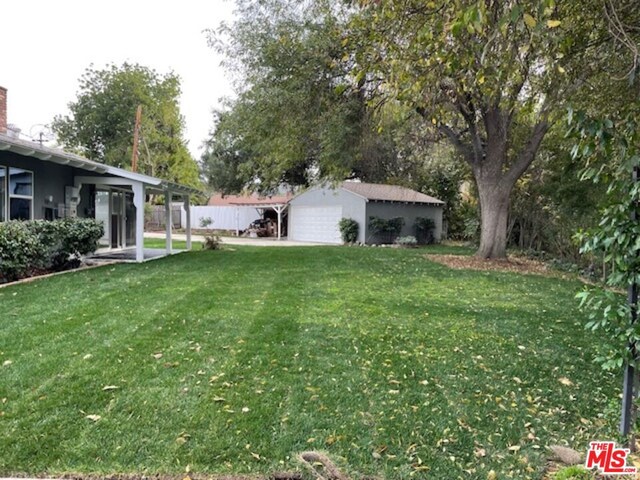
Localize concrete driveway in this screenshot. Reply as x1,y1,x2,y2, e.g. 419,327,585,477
145,232,327,247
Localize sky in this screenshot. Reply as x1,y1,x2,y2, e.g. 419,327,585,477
0,0,237,158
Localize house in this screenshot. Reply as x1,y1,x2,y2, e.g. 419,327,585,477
288,182,444,244
0,86,199,262
185,192,293,238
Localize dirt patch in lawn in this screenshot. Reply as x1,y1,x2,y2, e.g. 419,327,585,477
425,253,555,276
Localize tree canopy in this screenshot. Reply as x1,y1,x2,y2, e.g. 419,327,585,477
52,63,201,189
206,0,636,257
202,0,411,194
348,0,620,257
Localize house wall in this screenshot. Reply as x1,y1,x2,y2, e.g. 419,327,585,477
0,151,124,221
288,186,367,243
365,201,443,243
0,150,76,219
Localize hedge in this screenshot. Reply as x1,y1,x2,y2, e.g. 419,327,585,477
0,218,104,283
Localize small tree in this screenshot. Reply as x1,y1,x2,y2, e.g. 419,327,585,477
414,217,436,245
368,216,404,244
338,218,359,244
199,217,213,229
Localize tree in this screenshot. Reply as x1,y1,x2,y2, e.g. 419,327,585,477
348,0,611,258
201,111,253,195
52,63,201,189
202,0,405,194
568,0,640,441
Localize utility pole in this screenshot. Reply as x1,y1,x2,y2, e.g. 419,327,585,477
131,105,142,173
621,164,640,439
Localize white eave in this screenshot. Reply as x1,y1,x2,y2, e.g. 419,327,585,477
0,132,201,196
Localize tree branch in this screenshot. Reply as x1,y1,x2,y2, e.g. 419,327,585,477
455,93,484,164
438,124,475,165
505,119,549,185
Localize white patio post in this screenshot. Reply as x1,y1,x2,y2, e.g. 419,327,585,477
165,190,172,255
132,182,145,262
236,206,240,236
275,205,282,240
184,194,192,251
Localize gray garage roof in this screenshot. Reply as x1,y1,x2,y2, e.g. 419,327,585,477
342,182,444,205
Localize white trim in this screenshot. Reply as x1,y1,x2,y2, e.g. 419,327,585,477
7,166,34,221
0,165,5,221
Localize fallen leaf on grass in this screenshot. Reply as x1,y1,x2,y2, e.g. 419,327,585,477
102,385,119,391
85,414,101,422
558,377,573,386
152,353,163,360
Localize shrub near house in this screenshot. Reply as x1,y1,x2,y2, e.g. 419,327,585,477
0,218,103,283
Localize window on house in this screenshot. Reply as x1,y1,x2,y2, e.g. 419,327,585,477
8,167,33,220
0,167,5,222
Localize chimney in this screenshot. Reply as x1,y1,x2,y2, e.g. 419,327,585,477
0,86,6,134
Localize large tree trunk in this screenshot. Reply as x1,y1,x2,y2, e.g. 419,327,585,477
475,176,513,259
434,104,549,260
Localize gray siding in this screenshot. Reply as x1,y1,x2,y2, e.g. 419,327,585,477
365,201,443,243
288,186,367,243
0,151,122,220
0,150,76,219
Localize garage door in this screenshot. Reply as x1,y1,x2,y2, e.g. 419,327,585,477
289,206,342,244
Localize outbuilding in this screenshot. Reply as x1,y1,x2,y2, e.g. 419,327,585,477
287,182,444,244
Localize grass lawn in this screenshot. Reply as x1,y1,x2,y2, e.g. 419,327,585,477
0,245,618,479
144,238,202,250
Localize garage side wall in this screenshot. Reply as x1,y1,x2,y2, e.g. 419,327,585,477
288,187,367,243
365,202,443,243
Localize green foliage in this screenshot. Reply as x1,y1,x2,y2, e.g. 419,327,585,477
553,465,595,480
507,127,606,262
414,217,436,244
368,216,404,243
0,221,48,282
0,218,103,282
199,217,213,229
203,0,404,193
338,217,359,243
569,111,640,371
458,200,480,243
52,63,201,189
348,0,618,257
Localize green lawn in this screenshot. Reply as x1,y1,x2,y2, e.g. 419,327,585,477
144,238,202,250
0,246,618,479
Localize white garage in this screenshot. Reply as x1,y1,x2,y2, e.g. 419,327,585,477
287,182,444,245
288,205,342,244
